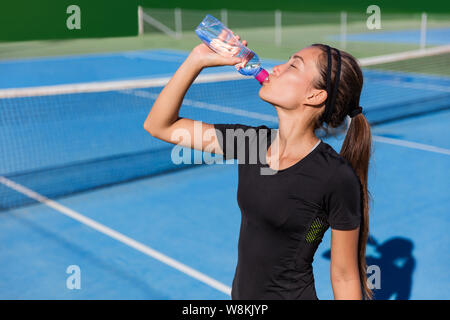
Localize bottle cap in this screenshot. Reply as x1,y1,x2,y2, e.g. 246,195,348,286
255,68,269,85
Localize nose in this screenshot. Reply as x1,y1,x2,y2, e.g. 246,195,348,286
272,63,286,77
272,65,281,76
272,65,281,77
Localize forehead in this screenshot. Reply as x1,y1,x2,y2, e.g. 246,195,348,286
292,46,322,60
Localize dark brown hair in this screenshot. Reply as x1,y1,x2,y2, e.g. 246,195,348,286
311,43,373,300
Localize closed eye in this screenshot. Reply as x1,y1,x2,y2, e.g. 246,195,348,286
290,64,297,69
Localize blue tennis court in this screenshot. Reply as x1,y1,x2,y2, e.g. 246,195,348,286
0,49,283,89
0,49,449,299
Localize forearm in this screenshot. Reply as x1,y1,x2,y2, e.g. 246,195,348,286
331,276,362,300
144,54,203,133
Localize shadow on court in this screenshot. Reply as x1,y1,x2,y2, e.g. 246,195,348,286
322,235,416,300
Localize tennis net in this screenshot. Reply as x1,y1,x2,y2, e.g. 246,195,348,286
1,46,449,209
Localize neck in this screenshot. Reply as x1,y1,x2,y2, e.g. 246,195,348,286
273,107,320,158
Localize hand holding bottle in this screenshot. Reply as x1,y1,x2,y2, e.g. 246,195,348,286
189,32,249,69
194,14,269,84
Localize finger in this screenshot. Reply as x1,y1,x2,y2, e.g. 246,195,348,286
210,39,236,57
239,58,249,68
235,34,247,46
223,56,242,67
218,29,227,41
230,46,240,55
211,39,234,51
220,54,242,64
233,56,243,64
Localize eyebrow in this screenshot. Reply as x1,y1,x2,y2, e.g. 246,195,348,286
289,55,305,64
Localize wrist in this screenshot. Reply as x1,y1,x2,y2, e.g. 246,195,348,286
186,53,205,71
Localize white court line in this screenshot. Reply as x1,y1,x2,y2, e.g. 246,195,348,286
0,72,254,99
125,88,449,156
373,135,450,155
358,44,450,66
121,89,279,123
0,176,231,297
368,78,450,93
122,52,187,63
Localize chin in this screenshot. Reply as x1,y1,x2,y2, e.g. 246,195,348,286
258,87,274,105
259,90,284,110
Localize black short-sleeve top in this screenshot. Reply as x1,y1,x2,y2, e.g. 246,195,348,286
214,123,362,300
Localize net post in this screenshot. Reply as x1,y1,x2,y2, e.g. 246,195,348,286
221,8,228,27
275,9,282,47
340,11,347,50
420,12,427,50
137,6,144,36
175,8,182,39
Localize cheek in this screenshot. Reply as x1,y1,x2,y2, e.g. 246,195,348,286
260,86,297,109
270,78,307,104
279,73,308,94
291,77,309,96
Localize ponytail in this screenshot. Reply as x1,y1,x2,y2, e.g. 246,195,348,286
340,112,373,300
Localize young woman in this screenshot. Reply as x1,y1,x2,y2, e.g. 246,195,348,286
144,36,373,300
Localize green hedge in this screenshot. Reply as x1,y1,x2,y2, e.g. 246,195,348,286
0,0,138,42
140,0,450,13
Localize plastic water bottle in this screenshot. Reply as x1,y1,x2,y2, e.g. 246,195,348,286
195,14,269,85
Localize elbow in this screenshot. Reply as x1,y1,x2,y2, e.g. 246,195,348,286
143,120,157,137
331,269,362,300
331,267,360,283
144,120,167,140
331,273,360,284
143,120,151,133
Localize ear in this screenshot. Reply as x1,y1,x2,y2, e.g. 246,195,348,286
306,88,327,106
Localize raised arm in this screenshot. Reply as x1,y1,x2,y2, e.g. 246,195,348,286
143,36,247,154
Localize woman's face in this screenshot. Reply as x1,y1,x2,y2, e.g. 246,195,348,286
259,46,323,110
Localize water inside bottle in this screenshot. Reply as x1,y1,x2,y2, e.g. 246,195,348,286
236,52,262,76
196,14,262,76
